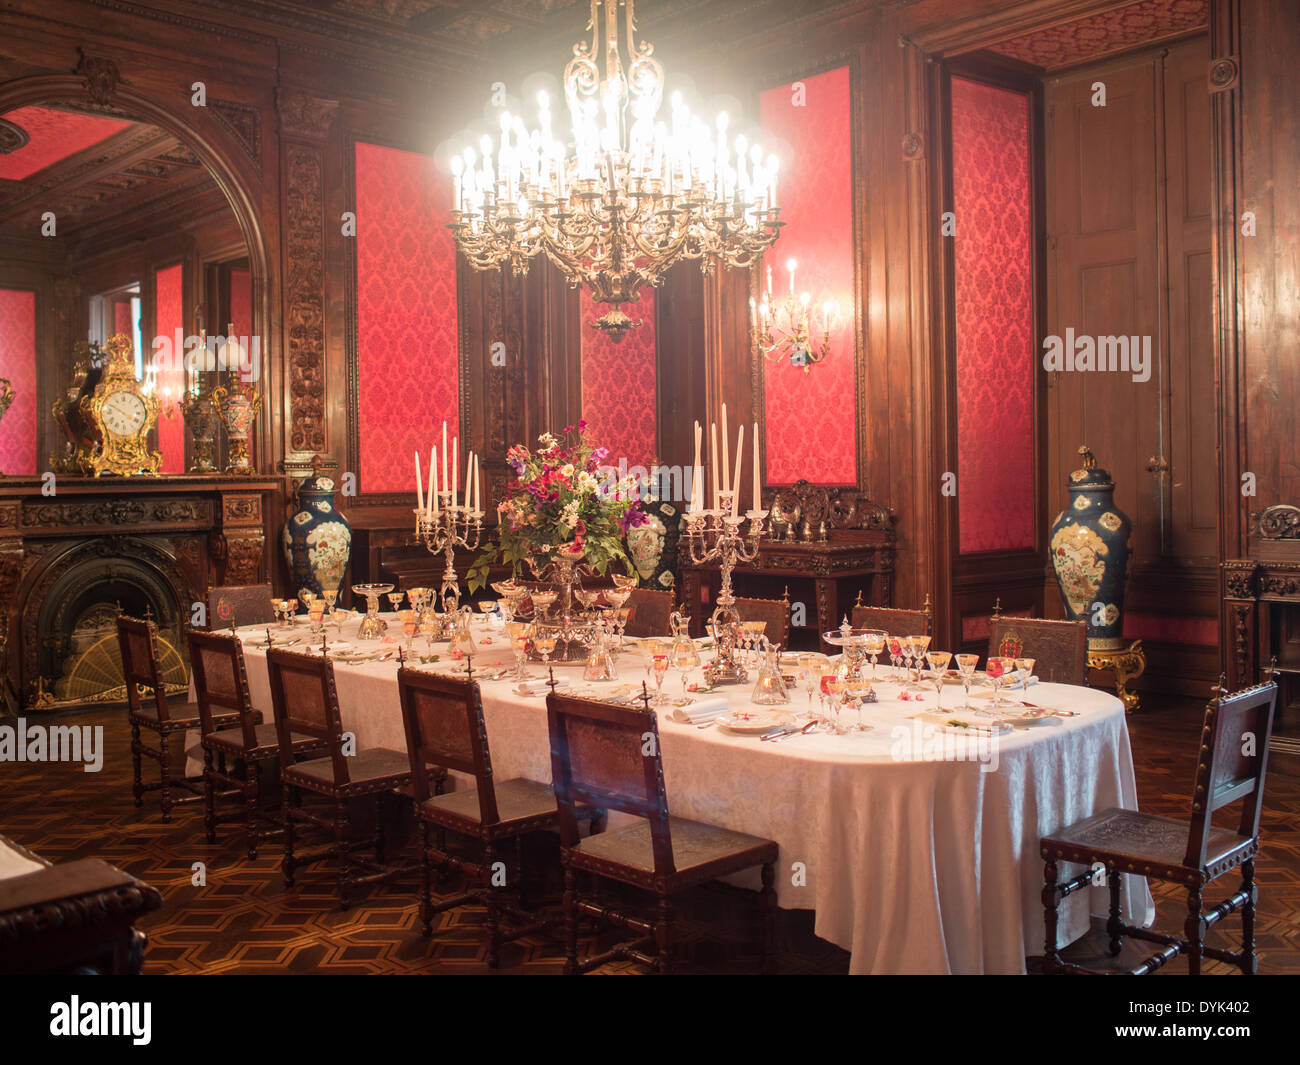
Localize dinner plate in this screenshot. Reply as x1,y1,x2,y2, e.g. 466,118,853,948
244,634,303,649
716,709,794,734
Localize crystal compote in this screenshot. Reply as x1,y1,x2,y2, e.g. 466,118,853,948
531,589,558,620
352,583,394,639
821,626,886,681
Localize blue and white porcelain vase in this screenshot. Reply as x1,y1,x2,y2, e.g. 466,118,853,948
283,472,351,601
1049,445,1132,651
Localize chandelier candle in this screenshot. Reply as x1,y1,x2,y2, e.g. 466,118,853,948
445,0,783,342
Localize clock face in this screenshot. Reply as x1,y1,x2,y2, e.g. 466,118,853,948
101,390,148,436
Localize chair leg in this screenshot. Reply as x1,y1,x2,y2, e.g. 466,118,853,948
281,781,297,887
1185,887,1204,976
130,721,143,807
418,820,433,937
483,842,502,969
1041,858,1061,973
1106,868,1124,957
245,761,260,860
1240,859,1258,975
158,729,172,822
563,865,579,976
335,798,352,909
373,793,386,865
759,861,776,971
656,896,673,974
203,746,217,843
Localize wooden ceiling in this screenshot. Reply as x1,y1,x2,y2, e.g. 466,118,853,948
0,106,219,248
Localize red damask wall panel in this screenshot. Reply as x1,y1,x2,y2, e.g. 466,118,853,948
113,301,133,336
229,268,251,342
989,0,1207,70
580,289,656,470
0,289,36,476
355,142,458,494
759,66,856,486
153,264,185,474
951,77,1035,554
0,106,131,180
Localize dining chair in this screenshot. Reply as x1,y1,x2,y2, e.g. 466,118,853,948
546,689,779,974
206,583,274,630
187,629,327,858
734,592,791,648
1041,677,1278,975
851,591,932,636
622,588,675,638
397,666,602,967
987,615,1088,686
266,647,412,906
117,614,239,822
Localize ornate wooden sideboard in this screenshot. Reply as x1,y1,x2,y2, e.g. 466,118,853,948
1224,505,1300,770
0,476,282,713
680,482,896,651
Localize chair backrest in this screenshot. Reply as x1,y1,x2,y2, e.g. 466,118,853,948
546,691,674,876
207,583,274,630
735,595,790,647
115,615,171,721
266,648,350,784
987,616,1088,686
1185,679,1278,869
852,594,932,637
186,628,259,747
397,667,499,823
623,588,675,638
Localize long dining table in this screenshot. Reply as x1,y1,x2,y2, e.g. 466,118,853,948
219,612,1154,975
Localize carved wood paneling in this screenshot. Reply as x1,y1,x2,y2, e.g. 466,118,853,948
284,144,326,455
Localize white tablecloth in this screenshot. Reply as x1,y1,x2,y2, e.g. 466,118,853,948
219,614,1153,974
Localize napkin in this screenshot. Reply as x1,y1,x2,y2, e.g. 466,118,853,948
998,675,1039,690
671,696,731,724
515,677,571,696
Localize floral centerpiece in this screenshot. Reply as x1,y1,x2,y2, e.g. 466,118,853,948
467,420,648,590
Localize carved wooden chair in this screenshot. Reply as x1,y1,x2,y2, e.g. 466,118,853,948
397,666,601,967
851,591,932,636
187,629,326,859
546,690,778,974
622,588,675,638
0,833,162,974
1041,678,1278,975
206,583,274,630
987,615,1088,686
117,614,239,821
267,648,411,906
734,592,791,648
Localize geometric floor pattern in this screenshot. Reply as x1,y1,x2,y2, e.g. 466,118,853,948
2,699,1297,974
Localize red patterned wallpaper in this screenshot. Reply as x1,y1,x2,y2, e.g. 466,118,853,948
0,106,131,180
759,66,856,486
0,289,36,476
989,0,1207,70
580,289,657,470
113,300,133,336
355,141,459,495
153,264,185,474
951,77,1035,554
229,268,251,342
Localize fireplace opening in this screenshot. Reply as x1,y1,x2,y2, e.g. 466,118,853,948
34,549,188,711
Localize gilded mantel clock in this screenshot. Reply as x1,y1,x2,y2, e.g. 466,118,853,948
88,333,162,477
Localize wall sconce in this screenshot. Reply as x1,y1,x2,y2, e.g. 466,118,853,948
750,258,841,373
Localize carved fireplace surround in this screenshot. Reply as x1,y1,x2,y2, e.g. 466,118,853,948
0,476,281,713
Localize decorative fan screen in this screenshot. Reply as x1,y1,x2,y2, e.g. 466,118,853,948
54,631,188,705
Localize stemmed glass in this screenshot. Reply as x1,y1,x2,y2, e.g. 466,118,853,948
823,675,846,734
886,636,903,680
321,588,339,623
506,621,532,681
955,653,979,711
420,618,440,656
671,639,700,702
352,583,394,639
816,667,838,731
298,590,316,617
531,589,557,620
273,599,292,628
1014,657,1036,695
574,588,601,620
926,651,952,709
986,657,1013,714
605,586,633,641
743,622,768,669
798,653,818,719
307,601,326,635
862,631,886,679
909,634,932,688
650,649,671,706
534,624,558,672
386,591,405,616
401,612,419,655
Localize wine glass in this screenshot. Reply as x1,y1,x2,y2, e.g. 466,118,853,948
420,618,440,656
401,614,419,655
897,636,916,688
844,678,874,732
650,650,671,706
910,634,932,688
298,590,316,616
823,675,846,734
926,650,952,709
506,620,532,681
534,623,558,671
816,668,837,731
798,652,818,719
955,653,979,711
862,631,886,680
321,588,338,621
671,639,700,702
886,635,903,680
986,656,1013,713
531,589,557,620
307,602,326,635
386,591,405,616
1014,657,1036,695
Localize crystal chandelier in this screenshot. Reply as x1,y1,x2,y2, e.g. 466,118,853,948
447,0,784,342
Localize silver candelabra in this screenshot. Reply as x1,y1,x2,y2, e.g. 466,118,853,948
683,488,767,684
415,492,483,612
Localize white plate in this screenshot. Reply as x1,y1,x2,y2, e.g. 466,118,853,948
716,709,794,734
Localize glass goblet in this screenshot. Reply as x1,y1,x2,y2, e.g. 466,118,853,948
886,636,903,680
1014,657,1036,695
955,653,980,711
910,634,933,687
986,656,1013,713
650,652,671,706
386,591,405,615
862,632,886,679
534,624,558,671
298,591,316,616
926,651,952,710
671,641,700,702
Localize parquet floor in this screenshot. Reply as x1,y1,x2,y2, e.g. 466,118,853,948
1,699,1296,975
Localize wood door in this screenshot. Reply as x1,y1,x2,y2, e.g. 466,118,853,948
1046,36,1219,696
